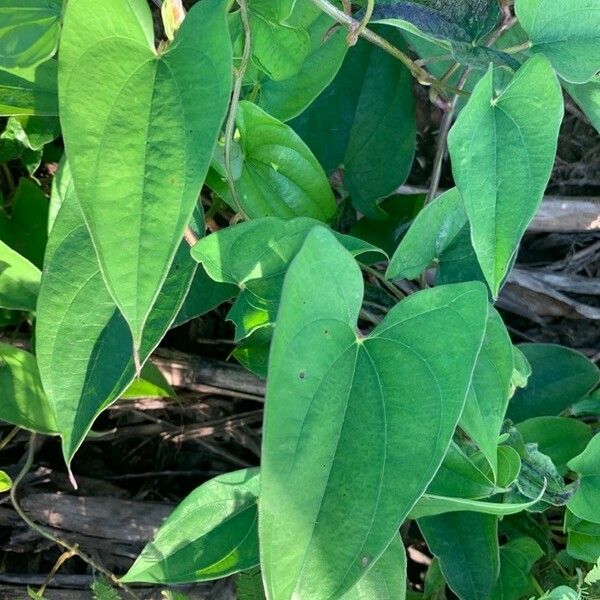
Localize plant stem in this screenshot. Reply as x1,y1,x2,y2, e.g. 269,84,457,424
309,0,467,98
347,0,374,46
503,41,533,54
362,265,405,301
224,0,252,219
10,434,142,600
184,226,199,247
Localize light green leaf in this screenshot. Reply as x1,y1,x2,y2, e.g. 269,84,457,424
291,26,415,218
515,0,600,84
516,417,592,472
0,470,12,493
0,60,57,116
507,344,599,423
249,12,309,82
511,346,531,392
409,492,542,520
226,101,336,220
258,4,347,121
448,55,563,296
564,77,600,133
260,226,489,600
419,512,499,600
36,190,199,463
568,434,600,525
0,343,57,434
0,240,40,311
59,0,232,347
0,0,62,69
192,217,384,341
386,188,467,281
489,538,543,600
121,362,176,400
122,469,260,584
341,536,407,600
566,511,600,563
460,308,514,475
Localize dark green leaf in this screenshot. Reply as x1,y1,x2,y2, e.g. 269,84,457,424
567,435,600,525
291,26,416,218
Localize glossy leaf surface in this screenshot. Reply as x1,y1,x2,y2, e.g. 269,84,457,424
448,56,563,296
260,227,488,600
59,0,232,345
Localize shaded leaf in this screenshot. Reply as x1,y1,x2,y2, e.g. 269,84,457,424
0,240,40,311
568,434,600,525
0,60,58,116
564,77,600,133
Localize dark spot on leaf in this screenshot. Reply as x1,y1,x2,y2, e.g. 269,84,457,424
299,371,305,379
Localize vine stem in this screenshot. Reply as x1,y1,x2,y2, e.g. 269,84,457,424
10,434,142,600
224,0,252,219
309,0,466,98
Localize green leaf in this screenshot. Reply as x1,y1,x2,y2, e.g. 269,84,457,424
409,492,542,520
460,308,514,475
448,55,563,296
419,512,499,600
121,362,176,400
36,191,199,463
507,344,600,423
258,4,347,121
341,536,407,600
226,101,336,220
566,512,600,563
122,469,260,584
260,226,489,600
515,0,600,84
291,25,416,218
0,0,62,69
0,177,48,268
0,470,12,493
564,77,600,133
237,568,267,600
59,0,232,347
0,240,40,311
249,10,310,81
232,326,272,378
91,579,121,600
0,60,58,116
568,434,600,525
516,417,592,472
386,188,467,280
192,217,384,341
372,0,501,44
0,343,57,434
489,538,543,600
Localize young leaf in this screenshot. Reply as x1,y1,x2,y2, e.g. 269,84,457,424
0,60,58,116
567,434,600,525
515,0,600,84
291,26,416,218
122,469,260,584
0,0,62,69
0,343,57,435
223,102,336,220
341,536,407,600
419,512,500,600
121,362,176,400
59,0,232,347
460,308,514,476
448,55,563,296
0,240,40,311
507,344,599,423
0,470,12,493
516,417,591,472
260,227,489,600
386,188,467,280
258,4,347,121
489,538,543,600
36,190,199,464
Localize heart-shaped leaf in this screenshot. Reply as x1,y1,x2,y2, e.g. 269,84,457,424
515,0,600,84
260,226,488,600
448,56,563,296
567,434,600,525
59,0,232,348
